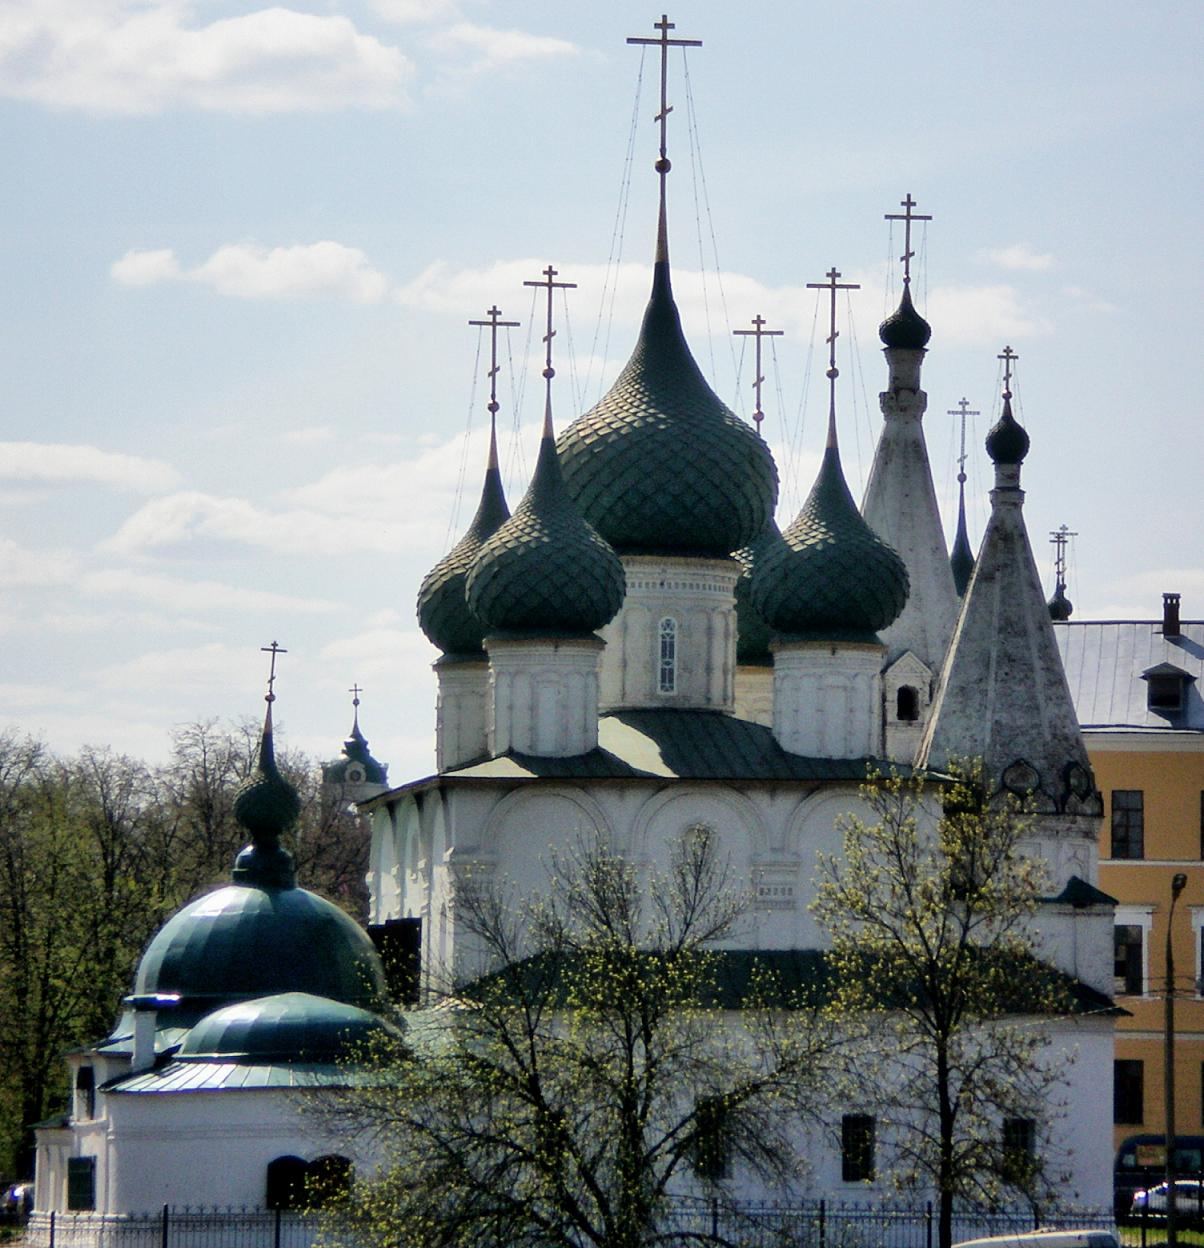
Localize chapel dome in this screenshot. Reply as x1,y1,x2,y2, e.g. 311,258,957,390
878,282,932,349
466,414,625,636
556,259,777,557
985,393,1030,465
178,992,400,1064
733,520,780,666
750,441,909,642
417,434,509,658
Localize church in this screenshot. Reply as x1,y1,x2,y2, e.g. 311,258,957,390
33,14,1118,1230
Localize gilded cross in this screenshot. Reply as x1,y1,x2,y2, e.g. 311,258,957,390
733,314,783,435
260,641,287,704
946,397,980,486
806,267,860,381
523,265,577,386
884,192,932,285
626,14,701,177
468,305,520,423
998,345,1019,397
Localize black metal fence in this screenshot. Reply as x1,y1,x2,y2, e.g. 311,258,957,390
21,1198,1118,1248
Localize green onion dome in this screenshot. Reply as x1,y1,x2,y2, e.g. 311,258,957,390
178,992,401,1064
466,406,625,637
555,258,777,557
950,493,975,597
734,520,780,666
985,393,1030,465
1047,584,1073,621
750,439,909,642
878,282,932,349
417,429,510,658
324,714,388,787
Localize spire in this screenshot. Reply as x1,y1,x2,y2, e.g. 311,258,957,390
1047,525,1076,621
948,397,979,598
232,643,300,889
335,683,388,784
918,368,1100,818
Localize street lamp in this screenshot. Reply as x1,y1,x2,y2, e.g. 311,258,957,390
1165,871,1188,1248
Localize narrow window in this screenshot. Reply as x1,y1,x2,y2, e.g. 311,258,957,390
1110,790,1144,859
1001,1117,1036,1186
896,686,919,722
67,1156,96,1211
658,617,677,694
1114,1059,1144,1125
1114,924,1145,995
692,1097,731,1182
1199,791,1203,861
74,1066,95,1120
841,1114,875,1182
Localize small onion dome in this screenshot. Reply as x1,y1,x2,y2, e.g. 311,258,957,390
950,504,975,598
325,716,388,787
1048,584,1074,621
177,993,401,1065
985,393,1030,465
232,707,301,888
556,259,778,557
734,520,781,666
750,442,909,642
878,282,932,349
133,884,389,1016
417,433,509,658
466,409,625,637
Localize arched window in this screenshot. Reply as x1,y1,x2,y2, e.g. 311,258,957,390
658,617,677,694
266,1156,309,1211
896,685,919,722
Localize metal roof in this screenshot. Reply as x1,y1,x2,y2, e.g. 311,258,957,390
1053,620,1204,731
107,1059,358,1094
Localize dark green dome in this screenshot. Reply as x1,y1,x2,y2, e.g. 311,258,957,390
878,282,932,349
466,409,625,636
1048,585,1073,621
950,488,975,597
417,432,509,658
750,441,909,642
133,883,389,1015
556,259,778,557
324,715,388,787
178,992,400,1064
734,520,780,666
985,394,1030,465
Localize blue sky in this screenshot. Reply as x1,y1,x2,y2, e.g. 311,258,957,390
1,0,1200,780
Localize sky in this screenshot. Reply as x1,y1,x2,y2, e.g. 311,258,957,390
1,0,1201,782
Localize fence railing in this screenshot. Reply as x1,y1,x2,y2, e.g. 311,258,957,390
21,1197,1118,1248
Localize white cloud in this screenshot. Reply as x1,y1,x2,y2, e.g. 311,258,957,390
923,284,1051,344
0,441,181,492
426,21,580,75
282,426,336,446
93,641,265,694
112,241,391,302
0,537,79,588
371,0,459,24
979,243,1056,272
0,0,412,115
80,567,341,615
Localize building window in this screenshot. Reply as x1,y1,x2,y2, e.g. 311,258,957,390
658,617,677,694
74,1065,95,1120
266,1156,309,1211
896,686,919,722
1111,790,1144,859
1115,1059,1144,1125
692,1097,731,1182
1114,924,1145,996
67,1156,96,1211
1199,792,1203,861
1001,1117,1036,1186
842,1114,875,1182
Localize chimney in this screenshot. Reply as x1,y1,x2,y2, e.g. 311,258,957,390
124,992,179,1072
1162,592,1181,638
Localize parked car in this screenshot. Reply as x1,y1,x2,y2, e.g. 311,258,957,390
954,1232,1118,1248
0,1182,32,1221
1130,1180,1204,1224
1114,1134,1204,1219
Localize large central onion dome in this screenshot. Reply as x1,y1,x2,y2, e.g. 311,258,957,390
751,435,909,642
466,405,625,636
556,242,777,558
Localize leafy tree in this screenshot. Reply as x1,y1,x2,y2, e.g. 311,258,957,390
329,828,833,1248
811,764,1075,1248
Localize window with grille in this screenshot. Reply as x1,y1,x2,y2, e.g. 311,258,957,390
842,1114,875,1182
67,1156,96,1211
658,618,677,694
1111,790,1144,859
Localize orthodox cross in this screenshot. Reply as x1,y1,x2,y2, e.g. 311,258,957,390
998,345,1019,397
732,314,783,435
468,305,520,426
523,265,577,399
349,682,362,709
946,397,980,488
627,15,701,178
807,267,860,436
260,641,287,704
1049,525,1076,588
884,192,932,285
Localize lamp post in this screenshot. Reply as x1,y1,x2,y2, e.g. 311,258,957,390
1165,871,1188,1248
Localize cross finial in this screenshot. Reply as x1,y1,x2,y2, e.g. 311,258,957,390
732,314,784,435
349,682,362,708
946,397,981,485
523,265,577,420
807,266,860,443
1049,524,1077,589
884,192,933,285
627,15,701,188
260,641,287,704
468,305,520,430
998,345,1019,398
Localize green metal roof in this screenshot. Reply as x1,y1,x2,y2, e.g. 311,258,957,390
751,443,909,642
467,420,625,636
324,717,388,786
556,259,777,558
107,1058,362,1094
733,521,779,666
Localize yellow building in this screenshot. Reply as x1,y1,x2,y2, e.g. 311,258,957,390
1056,594,1204,1173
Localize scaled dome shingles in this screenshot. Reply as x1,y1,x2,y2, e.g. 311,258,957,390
557,263,777,558
878,282,932,350
734,520,780,665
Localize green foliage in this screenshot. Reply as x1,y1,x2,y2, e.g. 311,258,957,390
326,829,834,1248
811,762,1075,1248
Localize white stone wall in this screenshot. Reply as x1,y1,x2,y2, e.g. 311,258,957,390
434,660,490,772
772,642,885,759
